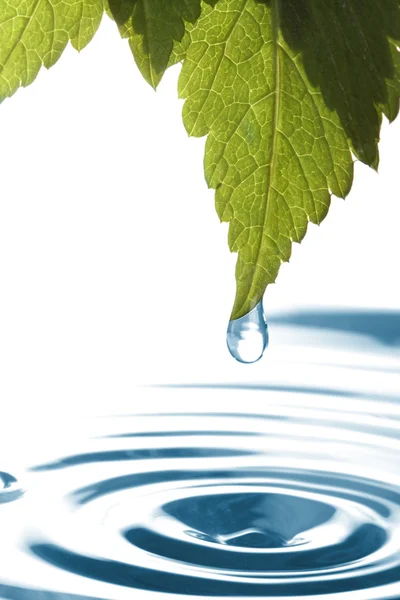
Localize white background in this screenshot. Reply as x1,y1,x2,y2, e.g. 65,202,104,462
0,19,400,600
0,17,399,416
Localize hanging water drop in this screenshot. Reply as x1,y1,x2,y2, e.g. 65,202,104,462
226,301,268,363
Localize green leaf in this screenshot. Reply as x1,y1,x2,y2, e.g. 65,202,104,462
0,0,104,98
1,0,400,326
106,0,204,89
179,0,400,320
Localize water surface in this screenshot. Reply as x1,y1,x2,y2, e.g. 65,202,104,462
0,309,399,600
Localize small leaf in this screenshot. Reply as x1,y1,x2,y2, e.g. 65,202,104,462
107,0,205,89
70,0,105,52
0,0,104,98
179,0,400,320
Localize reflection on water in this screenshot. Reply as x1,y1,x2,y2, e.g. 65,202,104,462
0,585,102,600
30,447,255,472
269,308,400,346
0,310,400,599
0,472,24,504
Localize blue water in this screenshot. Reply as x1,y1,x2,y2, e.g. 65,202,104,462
0,309,400,599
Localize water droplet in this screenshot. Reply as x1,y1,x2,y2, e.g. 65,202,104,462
226,301,268,363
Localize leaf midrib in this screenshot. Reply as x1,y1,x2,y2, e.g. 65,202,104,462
234,0,282,318
142,0,157,88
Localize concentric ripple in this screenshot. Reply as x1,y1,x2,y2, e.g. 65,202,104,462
29,469,400,597
13,390,398,599
0,312,399,599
